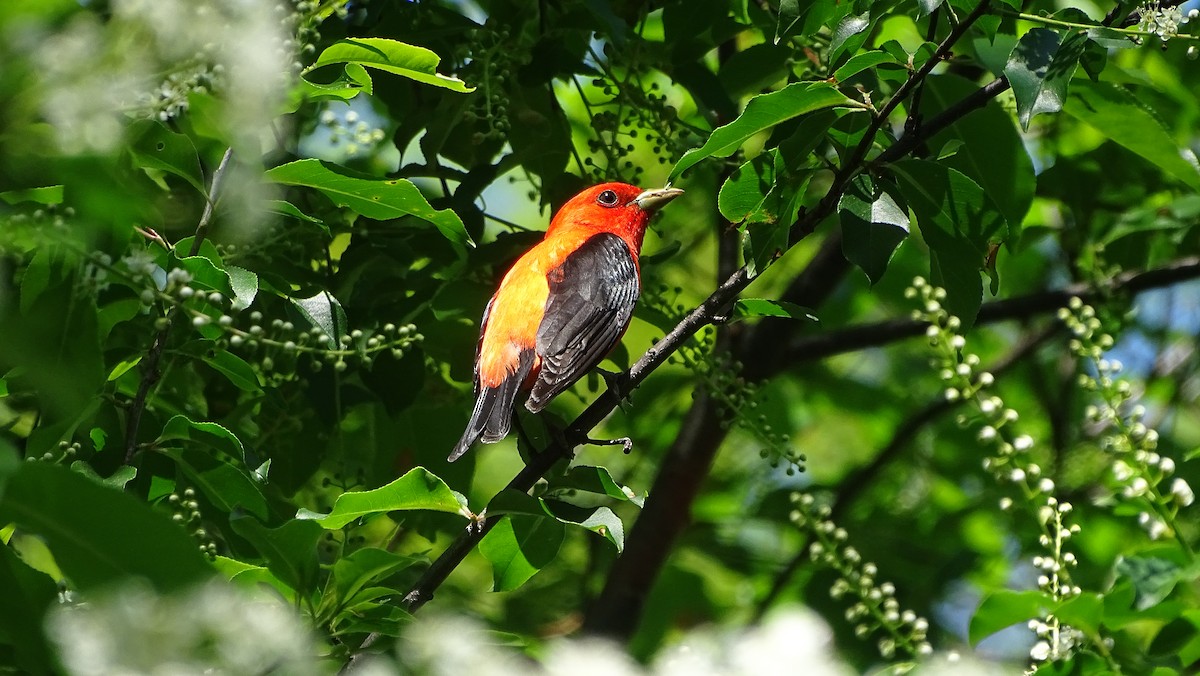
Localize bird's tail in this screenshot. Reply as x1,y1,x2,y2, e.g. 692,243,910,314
448,350,535,462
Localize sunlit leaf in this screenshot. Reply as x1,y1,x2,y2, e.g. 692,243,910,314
1003,28,1086,130
307,38,473,93
1064,80,1200,191
0,462,212,592
266,160,473,254
156,414,245,460
479,516,565,592
838,174,909,284
732,299,818,322
671,82,857,179
969,590,1053,645
296,467,470,529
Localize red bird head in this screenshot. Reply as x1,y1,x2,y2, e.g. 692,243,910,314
544,183,684,252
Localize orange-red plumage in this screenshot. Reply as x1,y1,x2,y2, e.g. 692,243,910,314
450,182,683,461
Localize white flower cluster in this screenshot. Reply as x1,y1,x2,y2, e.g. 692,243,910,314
48,581,322,676
1135,3,1198,42
1060,297,1192,543
396,609,859,676
32,0,316,152
909,279,1092,669
907,278,1050,496
789,493,933,659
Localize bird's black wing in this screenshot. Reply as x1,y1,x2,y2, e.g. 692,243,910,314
527,232,639,412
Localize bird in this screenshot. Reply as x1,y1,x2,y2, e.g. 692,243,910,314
449,182,684,462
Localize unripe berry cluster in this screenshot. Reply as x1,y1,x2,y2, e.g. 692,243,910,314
790,493,933,659
169,487,219,559
651,288,805,471
453,25,523,142
28,440,83,465
318,108,388,159
580,71,700,184
224,312,425,382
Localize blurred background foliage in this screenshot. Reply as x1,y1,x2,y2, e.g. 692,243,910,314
1,0,1200,674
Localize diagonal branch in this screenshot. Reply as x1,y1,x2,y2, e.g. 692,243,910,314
123,148,234,464
376,0,998,642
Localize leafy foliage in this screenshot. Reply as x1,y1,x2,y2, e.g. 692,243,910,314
1,0,1199,674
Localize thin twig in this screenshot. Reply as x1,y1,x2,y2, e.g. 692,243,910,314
346,0,1002,662
782,257,1200,365
123,148,234,463
804,0,993,241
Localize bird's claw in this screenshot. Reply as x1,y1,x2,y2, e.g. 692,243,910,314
584,436,634,455
467,511,488,535
598,368,633,411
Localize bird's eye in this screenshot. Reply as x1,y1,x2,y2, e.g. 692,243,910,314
596,189,619,207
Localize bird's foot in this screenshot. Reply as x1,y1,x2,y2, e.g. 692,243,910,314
582,435,634,455
597,368,634,412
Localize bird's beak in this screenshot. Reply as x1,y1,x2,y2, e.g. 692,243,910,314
632,186,684,212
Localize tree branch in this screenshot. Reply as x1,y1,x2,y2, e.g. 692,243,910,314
782,257,1200,366
358,0,1000,651
124,148,234,464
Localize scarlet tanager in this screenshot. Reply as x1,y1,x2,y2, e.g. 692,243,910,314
449,183,684,462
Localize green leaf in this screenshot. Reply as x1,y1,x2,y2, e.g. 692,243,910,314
229,513,322,596
479,515,565,592
201,350,262,392
266,160,472,254
106,355,141,382
917,0,945,15
266,199,328,234
1003,28,1086,130
157,414,245,460
296,467,470,529
307,38,473,93
548,465,644,507
328,547,420,610
969,589,1054,645
1064,80,1200,191
1053,592,1104,636
0,185,63,206
891,160,1006,325
295,62,373,104
718,153,779,224
487,490,625,551
838,174,909,284
1149,614,1200,661
128,120,206,194
833,51,900,82
176,253,234,297
226,265,258,311
921,74,1036,237
1115,555,1184,610
20,248,55,315
774,0,800,43
671,82,857,179
742,219,790,278
732,299,818,322
291,291,348,342
828,11,870,66
0,462,212,592
166,449,269,520
0,541,58,675
69,461,136,490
